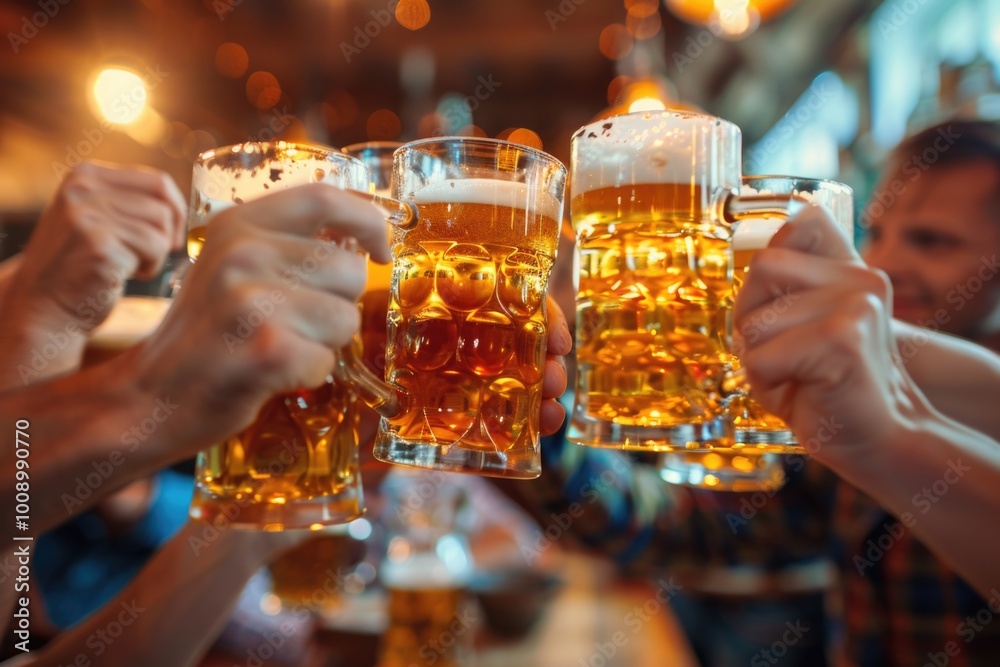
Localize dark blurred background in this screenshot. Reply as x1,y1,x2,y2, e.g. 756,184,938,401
0,0,998,227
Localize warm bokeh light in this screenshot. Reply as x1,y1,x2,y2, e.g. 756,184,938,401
507,128,543,149
626,2,659,21
626,4,662,39
259,593,282,616
629,97,667,112
715,3,758,39
417,112,444,138
607,75,632,104
245,71,281,110
214,42,249,78
664,0,792,39
366,109,402,140
703,453,724,470
731,455,756,473
599,24,634,60
92,68,147,125
395,0,431,30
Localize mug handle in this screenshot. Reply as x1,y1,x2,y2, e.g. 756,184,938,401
720,192,812,225
332,191,418,420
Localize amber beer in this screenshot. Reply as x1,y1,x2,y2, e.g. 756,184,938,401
188,192,363,528
723,217,791,438
378,557,472,667
378,179,560,474
267,525,359,607
187,142,370,529
659,450,786,492
571,182,732,430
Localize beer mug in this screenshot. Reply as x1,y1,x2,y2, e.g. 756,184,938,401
377,471,474,667
187,141,415,530
267,523,363,608
567,111,806,451
658,450,787,492
342,141,402,369
340,138,567,479
724,176,853,451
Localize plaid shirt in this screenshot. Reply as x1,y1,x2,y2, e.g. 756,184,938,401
518,413,1000,667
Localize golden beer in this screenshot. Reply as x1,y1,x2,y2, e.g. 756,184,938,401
378,554,472,667
723,177,854,450
379,179,560,475
659,450,786,492
572,182,732,429
190,355,362,527
723,217,791,439
267,526,359,607
188,142,370,529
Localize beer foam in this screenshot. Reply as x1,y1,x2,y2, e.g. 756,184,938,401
89,296,171,349
733,218,785,251
190,195,236,227
380,552,473,590
410,179,563,221
571,112,738,194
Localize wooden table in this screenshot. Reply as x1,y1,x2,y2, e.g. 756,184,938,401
202,552,697,667
475,554,697,667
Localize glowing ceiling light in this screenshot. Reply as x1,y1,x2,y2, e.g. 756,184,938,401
92,68,147,125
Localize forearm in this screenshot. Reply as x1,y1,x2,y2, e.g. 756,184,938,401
0,358,172,536
894,320,1000,441
19,524,302,667
819,404,1000,599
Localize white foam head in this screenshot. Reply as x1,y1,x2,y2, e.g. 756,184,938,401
190,143,369,225
571,111,741,195
733,218,785,251
411,178,563,221
741,179,854,239
89,296,171,349
190,196,236,227
380,552,473,590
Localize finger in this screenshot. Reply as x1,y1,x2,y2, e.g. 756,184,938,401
734,252,888,326
256,288,362,351
106,194,177,278
767,202,859,262
222,319,338,395
85,162,187,248
266,233,370,301
539,398,566,437
736,285,852,351
741,311,871,405
212,184,391,263
541,356,568,400
545,295,572,356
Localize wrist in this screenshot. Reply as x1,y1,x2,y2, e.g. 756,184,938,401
815,382,939,499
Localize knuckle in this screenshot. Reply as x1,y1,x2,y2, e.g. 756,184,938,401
327,298,361,344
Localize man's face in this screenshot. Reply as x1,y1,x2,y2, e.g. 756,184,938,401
861,158,1000,338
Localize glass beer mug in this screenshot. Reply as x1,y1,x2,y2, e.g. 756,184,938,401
340,138,567,479
566,111,818,452
723,175,854,451
186,141,414,530
376,471,474,667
